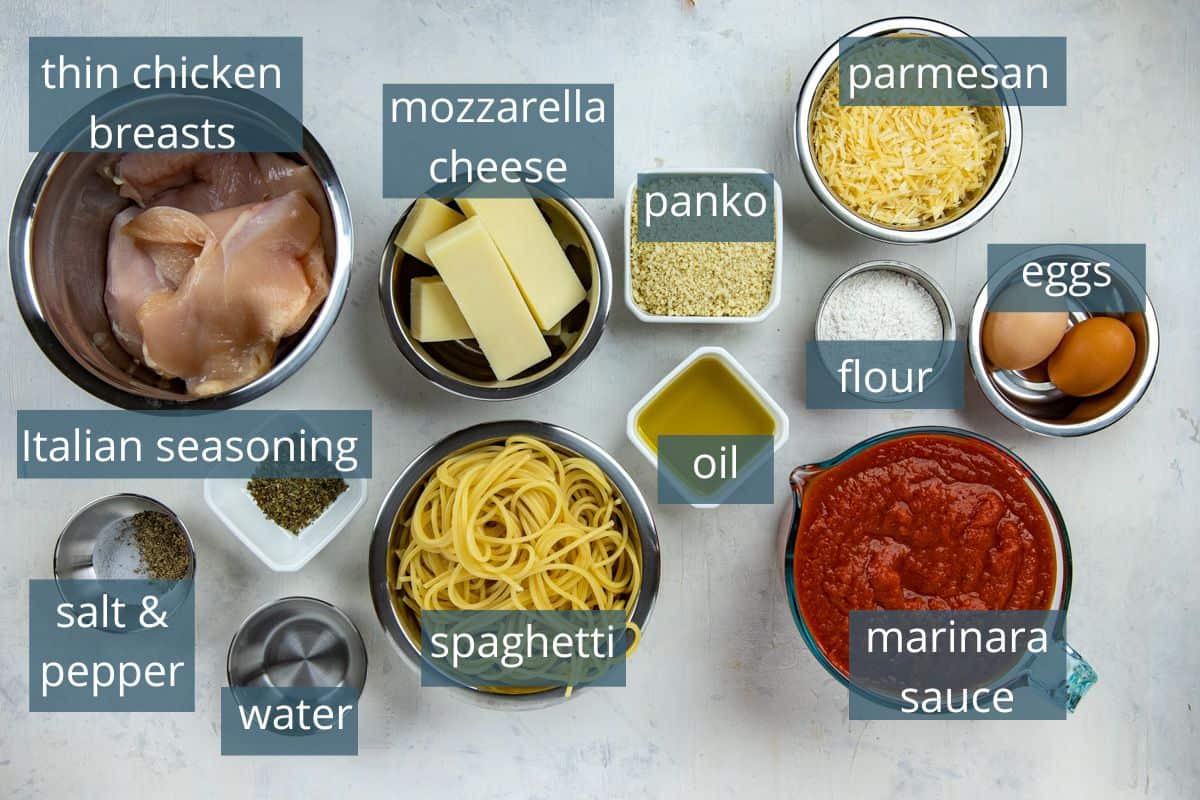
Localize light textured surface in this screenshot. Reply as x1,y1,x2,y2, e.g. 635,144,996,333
1,1,1197,797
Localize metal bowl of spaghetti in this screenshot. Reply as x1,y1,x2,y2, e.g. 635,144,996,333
368,420,660,709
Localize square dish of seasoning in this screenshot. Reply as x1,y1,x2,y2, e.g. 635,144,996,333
624,168,783,323
203,473,367,572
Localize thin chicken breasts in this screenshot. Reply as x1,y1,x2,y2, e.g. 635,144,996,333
122,193,329,396
103,152,333,397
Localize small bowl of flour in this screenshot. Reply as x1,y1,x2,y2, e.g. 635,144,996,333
813,261,957,404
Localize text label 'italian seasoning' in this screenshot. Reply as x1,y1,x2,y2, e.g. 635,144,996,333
17,410,371,478
382,84,614,198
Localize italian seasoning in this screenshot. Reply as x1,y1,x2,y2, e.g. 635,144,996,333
247,475,348,534
122,510,191,581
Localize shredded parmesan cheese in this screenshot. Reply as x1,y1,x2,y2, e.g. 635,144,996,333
811,69,1001,228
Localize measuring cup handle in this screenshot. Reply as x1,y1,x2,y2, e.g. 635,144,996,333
1026,641,1097,712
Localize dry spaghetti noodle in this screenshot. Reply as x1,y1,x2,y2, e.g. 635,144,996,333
392,435,642,655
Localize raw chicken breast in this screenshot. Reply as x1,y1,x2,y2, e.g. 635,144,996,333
115,152,271,212
113,150,336,267
119,206,209,287
254,153,335,265
114,153,206,205
128,192,329,396
146,153,269,213
104,207,171,358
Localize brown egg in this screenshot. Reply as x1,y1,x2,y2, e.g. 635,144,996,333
982,311,1068,370
1048,317,1136,397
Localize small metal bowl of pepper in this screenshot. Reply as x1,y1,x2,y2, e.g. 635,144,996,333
54,493,196,627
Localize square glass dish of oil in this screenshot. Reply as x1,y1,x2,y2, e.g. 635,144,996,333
626,346,789,466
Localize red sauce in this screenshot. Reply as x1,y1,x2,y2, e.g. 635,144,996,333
791,433,1057,675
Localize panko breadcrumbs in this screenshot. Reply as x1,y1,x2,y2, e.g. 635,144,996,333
629,198,775,318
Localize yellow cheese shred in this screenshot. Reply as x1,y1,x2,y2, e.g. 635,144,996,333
811,69,1001,228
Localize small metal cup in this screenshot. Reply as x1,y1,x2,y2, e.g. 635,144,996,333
793,17,1022,244
53,493,196,627
378,187,611,401
813,260,958,403
227,596,368,697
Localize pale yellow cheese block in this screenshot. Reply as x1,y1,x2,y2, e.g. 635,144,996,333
410,276,473,342
394,198,465,265
424,218,551,380
456,194,586,329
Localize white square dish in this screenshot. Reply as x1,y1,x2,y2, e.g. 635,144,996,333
625,345,790,509
204,475,367,572
623,167,783,324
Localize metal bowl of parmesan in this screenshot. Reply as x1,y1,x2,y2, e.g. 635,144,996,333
793,17,1022,244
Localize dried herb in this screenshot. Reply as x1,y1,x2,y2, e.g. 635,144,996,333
121,510,191,581
247,476,348,534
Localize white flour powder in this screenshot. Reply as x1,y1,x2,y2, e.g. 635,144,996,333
817,270,943,340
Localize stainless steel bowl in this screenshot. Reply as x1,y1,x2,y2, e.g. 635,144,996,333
368,420,660,710
968,256,1159,437
814,260,957,402
379,189,611,401
227,596,368,696
53,493,196,626
54,492,196,582
9,95,354,409
793,17,1022,244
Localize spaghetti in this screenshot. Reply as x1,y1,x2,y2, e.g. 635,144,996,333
392,435,643,654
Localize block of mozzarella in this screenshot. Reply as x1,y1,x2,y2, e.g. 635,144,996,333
394,198,465,265
456,193,586,329
424,218,551,380
410,276,473,342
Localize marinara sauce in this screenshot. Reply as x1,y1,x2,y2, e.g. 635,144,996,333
791,433,1057,675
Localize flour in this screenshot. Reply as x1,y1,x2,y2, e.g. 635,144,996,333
817,270,943,340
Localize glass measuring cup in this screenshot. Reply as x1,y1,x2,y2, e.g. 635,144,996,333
781,426,1097,713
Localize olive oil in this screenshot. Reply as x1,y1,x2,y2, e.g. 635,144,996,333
636,355,776,451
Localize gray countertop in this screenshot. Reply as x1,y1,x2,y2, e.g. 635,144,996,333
1,1,1196,797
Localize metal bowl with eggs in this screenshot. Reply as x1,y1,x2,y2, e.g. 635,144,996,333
379,183,611,401
968,247,1159,437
